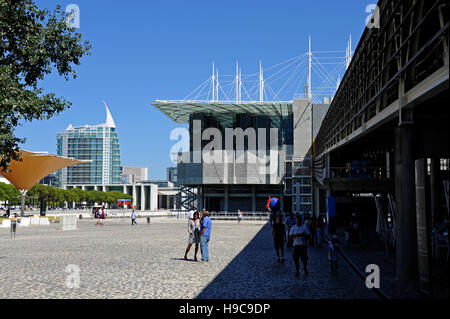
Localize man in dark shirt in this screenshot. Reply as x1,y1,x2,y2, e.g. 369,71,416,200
272,216,287,263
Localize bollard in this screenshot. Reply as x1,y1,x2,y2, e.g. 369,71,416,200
10,221,17,238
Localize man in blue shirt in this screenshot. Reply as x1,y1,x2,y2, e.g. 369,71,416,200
200,211,213,262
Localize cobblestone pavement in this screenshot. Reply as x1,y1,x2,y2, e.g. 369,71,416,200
0,219,376,299
332,230,448,299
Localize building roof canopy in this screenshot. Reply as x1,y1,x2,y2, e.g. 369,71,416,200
152,101,293,124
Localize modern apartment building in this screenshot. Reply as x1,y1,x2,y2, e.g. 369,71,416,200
56,104,121,187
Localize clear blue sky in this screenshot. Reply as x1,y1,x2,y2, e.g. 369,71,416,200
16,0,372,180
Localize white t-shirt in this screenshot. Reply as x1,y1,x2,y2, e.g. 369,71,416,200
289,224,311,246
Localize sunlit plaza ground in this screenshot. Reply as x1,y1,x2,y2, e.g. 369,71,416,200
0,218,376,299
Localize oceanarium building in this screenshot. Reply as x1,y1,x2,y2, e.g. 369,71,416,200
153,99,330,214
56,105,122,187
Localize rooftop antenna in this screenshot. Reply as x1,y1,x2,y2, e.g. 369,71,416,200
259,60,264,102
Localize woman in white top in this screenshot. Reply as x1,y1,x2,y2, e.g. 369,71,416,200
184,212,201,261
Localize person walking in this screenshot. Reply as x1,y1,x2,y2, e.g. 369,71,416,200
328,235,339,275
289,216,311,278
273,216,287,263
131,210,137,226
184,212,201,261
237,210,243,224
285,212,296,248
200,211,212,262
11,213,18,238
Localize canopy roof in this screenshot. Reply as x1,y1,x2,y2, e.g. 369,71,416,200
0,150,89,190
152,100,293,124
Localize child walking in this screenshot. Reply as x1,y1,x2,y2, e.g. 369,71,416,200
328,235,339,275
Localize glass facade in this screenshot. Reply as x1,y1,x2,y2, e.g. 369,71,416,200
188,112,293,154
57,125,121,186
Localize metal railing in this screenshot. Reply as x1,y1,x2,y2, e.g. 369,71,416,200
327,167,389,180
175,211,270,221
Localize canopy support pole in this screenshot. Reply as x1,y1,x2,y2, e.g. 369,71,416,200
20,190,28,217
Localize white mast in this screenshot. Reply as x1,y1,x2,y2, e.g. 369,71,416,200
259,60,264,102
346,34,353,69
236,61,239,103
211,62,216,101
307,36,312,101
215,68,219,101
239,68,242,103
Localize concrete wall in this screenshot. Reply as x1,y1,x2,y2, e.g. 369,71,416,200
293,99,312,159
312,104,330,139
293,100,330,159
178,150,285,185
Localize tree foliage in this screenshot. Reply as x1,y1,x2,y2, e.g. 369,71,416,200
0,0,91,171
21,183,133,208
0,181,20,203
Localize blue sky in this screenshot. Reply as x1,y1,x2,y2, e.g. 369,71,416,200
16,0,372,180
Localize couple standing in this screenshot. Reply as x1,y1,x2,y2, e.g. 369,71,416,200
184,211,212,262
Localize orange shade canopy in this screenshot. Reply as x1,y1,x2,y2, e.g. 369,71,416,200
0,150,89,191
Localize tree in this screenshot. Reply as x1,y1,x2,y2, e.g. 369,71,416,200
0,0,91,171
67,188,85,207
87,190,108,204
0,182,20,204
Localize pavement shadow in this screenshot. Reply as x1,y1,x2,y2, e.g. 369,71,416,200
196,223,277,299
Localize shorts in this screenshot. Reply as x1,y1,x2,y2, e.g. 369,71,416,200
293,245,308,262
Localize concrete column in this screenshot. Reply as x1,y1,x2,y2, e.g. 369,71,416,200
386,151,391,178
415,158,432,295
430,158,440,228
198,187,203,210
141,186,146,211
158,195,163,210
280,193,284,212
166,195,170,211
224,185,229,212
252,185,256,213
123,185,128,209
395,124,418,280
314,186,320,217
150,185,158,211
132,186,138,210
295,182,301,214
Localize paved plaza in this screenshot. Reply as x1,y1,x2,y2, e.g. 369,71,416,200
0,218,377,299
